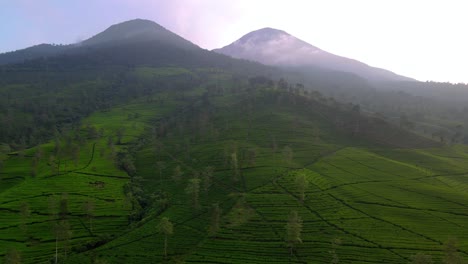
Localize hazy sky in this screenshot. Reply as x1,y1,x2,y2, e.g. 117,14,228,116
1,0,467,83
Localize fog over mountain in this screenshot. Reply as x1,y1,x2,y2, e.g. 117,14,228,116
214,28,414,82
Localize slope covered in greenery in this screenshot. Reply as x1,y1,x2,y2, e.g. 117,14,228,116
3,69,462,263
1,19,467,264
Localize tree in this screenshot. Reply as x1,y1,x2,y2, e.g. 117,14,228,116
172,165,183,182
278,78,289,90
49,155,59,176
4,248,21,264
226,195,254,227
156,161,166,182
271,134,278,153
59,194,69,220
295,173,309,202
30,156,39,178
202,166,214,192
329,238,342,264
285,210,302,255
443,238,465,264
158,217,174,258
208,203,222,237
247,148,257,166
19,202,30,233
72,144,80,167
230,152,240,182
116,127,125,145
53,220,72,262
82,200,95,232
282,146,293,164
410,253,433,264
185,178,201,210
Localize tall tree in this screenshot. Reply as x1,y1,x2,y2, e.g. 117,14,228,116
4,248,21,264
156,161,166,182
443,238,464,264
82,200,95,232
329,238,342,264
247,148,257,166
59,194,69,220
282,146,293,165
202,166,214,192
208,203,222,237
295,173,309,202
230,152,240,182
19,202,30,234
285,210,303,256
53,220,71,262
410,253,433,264
185,178,201,210
116,127,125,145
172,165,183,182
158,217,174,258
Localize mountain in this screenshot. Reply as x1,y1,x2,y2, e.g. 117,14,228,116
0,19,199,65
0,43,70,65
81,19,199,50
214,27,414,82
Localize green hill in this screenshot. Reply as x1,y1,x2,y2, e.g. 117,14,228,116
1,68,466,263
1,19,467,264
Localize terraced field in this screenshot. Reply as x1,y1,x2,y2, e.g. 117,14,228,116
0,94,186,263
66,89,468,263
2,81,468,263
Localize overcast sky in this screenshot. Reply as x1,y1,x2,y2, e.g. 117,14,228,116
1,0,467,83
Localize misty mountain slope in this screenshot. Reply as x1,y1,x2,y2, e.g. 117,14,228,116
0,43,71,65
0,19,199,66
214,27,414,82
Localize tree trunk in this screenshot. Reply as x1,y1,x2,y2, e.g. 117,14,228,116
164,235,167,258
55,235,58,264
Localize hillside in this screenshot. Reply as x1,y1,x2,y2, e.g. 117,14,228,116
0,44,70,65
214,28,414,82
2,68,467,263
1,19,467,264
0,19,277,148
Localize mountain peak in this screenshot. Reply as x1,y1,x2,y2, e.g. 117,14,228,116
236,27,290,44
214,27,321,67
81,19,198,50
215,28,413,82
